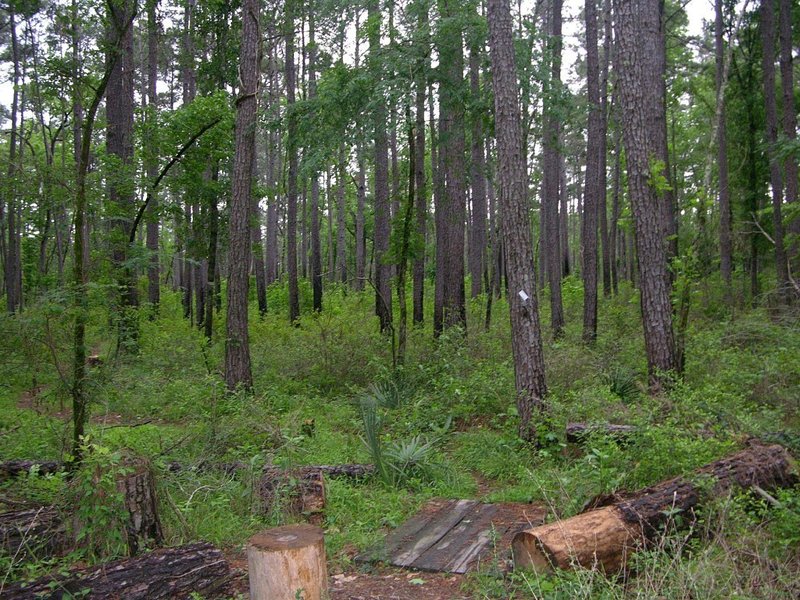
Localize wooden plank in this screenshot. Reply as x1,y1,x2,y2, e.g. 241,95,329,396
354,498,454,564
411,503,499,573
392,499,478,567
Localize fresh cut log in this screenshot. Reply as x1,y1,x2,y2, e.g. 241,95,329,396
1,542,231,599
513,441,796,573
247,524,328,600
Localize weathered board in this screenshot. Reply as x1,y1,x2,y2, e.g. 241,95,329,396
357,499,545,574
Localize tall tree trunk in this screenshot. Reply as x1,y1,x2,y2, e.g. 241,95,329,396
543,0,565,338
615,0,678,391
716,0,733,302
369,0,393,332
657,0,678,274
487,0,548,442
582,0,600,344
4,11,22,314
760,0,790,300
412,0,428,324
146,0,160,310
469,39,487,299
265,21,280,286
107,0,138,348
435,0,468,335
225,0,259,390
286,0,301,321
309,7,323,312
599,0,611,296
559,154,570,277
252,174,268,316
779,0,798,266
205,167,219,340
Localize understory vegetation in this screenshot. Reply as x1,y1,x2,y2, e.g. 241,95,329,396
1,280,798,598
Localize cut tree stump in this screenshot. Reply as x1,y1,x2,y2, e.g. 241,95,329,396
0,506,65,558
1,541,231,599
117,456,164,555
259,467,326,522
565,423,637,444
247,524,328,600
513,441,796,573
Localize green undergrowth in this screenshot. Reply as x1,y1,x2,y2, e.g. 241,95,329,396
1,281,798,597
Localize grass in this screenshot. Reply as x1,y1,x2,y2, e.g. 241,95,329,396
1,279,798,597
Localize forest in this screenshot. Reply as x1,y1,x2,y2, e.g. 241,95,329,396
1,0,799,597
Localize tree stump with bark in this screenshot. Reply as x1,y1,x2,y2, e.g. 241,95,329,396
117,456,163,555
2,542,230,599
247,524,328,600
513,441,796,573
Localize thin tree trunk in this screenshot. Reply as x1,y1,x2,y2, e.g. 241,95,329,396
469,40,487,298
760,0,790,300
779,0,798,265
369,0,393,332
599,0,611,296
286,0,301,321
543,0,565,338
412,1,428,324
582,0,600,344
309,7,322,312
5,11,22,314
146,0,160,310
716,0,733,301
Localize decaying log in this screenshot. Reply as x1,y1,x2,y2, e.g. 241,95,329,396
565,422,637,444
513,441,796,573
259,467,326,521
117,457,163,555
1,542,231,599
0,459,62,480
0,506,65,558
248,524,328,600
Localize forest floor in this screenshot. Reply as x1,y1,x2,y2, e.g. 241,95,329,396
1,279,799,598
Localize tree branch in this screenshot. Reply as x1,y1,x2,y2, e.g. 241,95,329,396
128,117,222,244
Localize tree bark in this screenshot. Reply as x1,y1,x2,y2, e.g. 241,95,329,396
614,0,678,391
224,0,259,390
487,0,548,442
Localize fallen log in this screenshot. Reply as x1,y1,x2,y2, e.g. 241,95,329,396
0,459,62,480
1,542,231,599
513,441,796,574
259,467,326,522
0,506,65,558
565,422,637,444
